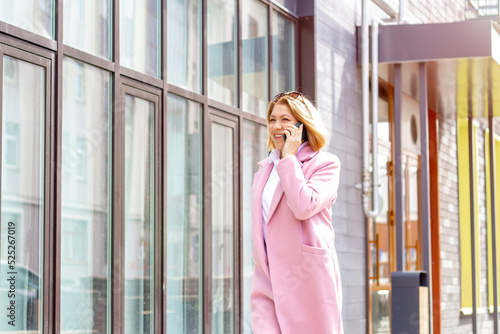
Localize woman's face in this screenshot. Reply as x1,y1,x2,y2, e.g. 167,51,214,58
268,103,299,151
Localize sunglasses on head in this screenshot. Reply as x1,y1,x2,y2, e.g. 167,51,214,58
272,91,303,102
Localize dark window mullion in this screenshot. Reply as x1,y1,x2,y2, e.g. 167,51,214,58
236,0,243,331
112,0,124,331
268,2,273,102
45,49,56,334
161,0,167,331
53,0,64,329
201,0,209,331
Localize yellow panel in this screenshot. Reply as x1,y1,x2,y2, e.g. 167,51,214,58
487,133,500,311
458,118,472,311
486,130,493,309
496,136,500,309
493,62,500,118
473,124,480,307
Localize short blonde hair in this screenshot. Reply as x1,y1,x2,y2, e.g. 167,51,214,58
267,93,327,152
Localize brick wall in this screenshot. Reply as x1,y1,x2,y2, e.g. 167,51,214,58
315,0,366,332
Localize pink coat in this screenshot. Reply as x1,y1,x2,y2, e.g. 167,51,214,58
250,144,343,334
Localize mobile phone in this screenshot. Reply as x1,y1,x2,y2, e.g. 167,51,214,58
283,122,307,142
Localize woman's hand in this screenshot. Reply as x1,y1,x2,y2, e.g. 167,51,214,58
282,124,304,158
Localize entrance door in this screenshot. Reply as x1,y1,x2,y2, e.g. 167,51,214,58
369,145,394,334
368,83,424,333
404,154,421,271
369,83,395,334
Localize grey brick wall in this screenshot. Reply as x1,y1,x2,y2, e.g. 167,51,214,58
315,0,365,332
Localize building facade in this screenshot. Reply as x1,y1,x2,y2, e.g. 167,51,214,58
1,0,500,333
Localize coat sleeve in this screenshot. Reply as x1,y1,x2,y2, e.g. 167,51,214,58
276,153,340,220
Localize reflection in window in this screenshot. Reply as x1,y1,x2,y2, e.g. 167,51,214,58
370,154,391,333
208,0,238,106
4,122,19,168
242,120,268,332
62,218,88,264
211,122,234,334
61,57,111,333
124,95,155,334
272,10,295,95
0,0,54,38
76,136,88,179
406,163,419,271
120,0,160,77
64,0,111,59
166,94,202,333
242,0,268,117
0,56,45,333
167,0,202,93
377,97,390,142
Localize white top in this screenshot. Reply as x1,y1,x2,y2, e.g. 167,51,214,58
261,142,308,244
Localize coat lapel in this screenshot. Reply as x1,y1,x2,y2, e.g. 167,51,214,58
265,182,283,225
265,144,319,224
252,159,273,276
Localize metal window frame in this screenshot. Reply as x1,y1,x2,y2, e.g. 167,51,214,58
0,41,54,334
0,0,301,332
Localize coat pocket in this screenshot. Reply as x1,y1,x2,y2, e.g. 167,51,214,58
301,244,331,256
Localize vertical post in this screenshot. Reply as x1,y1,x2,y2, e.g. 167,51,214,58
394,63,404,271
488,60,499,334
112,0,124,332
53,0,64,332
419,62,433,333
468,62,478,334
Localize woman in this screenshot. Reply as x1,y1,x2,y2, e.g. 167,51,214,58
250,92,343,333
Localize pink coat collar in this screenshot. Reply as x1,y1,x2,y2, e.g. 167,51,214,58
257,144,319,167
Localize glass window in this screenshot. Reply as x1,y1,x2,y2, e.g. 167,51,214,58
0,56,45,333
272,10,295,95
167,0,202,93
211,121,235,333
4,121,19,168
64,0,111,59
120,0,160,77
0,0,53,38
242,0,268,117
124,94,155,333
208,0,238,107
61,57,111,333
166,94,202,333
241,120,267,332
377,97,390,142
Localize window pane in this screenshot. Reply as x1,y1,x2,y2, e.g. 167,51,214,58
64,0,112,59
61,57,111,333
211,122,234,333
0,1,53,38
120,0,160,77
208,0,237,106
166,94,202,333
377,97,390,142
242,0,268,117
242,120,267,333
272,11,295,95
0,56,45,332
167,0,202,93
124,95,155,333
